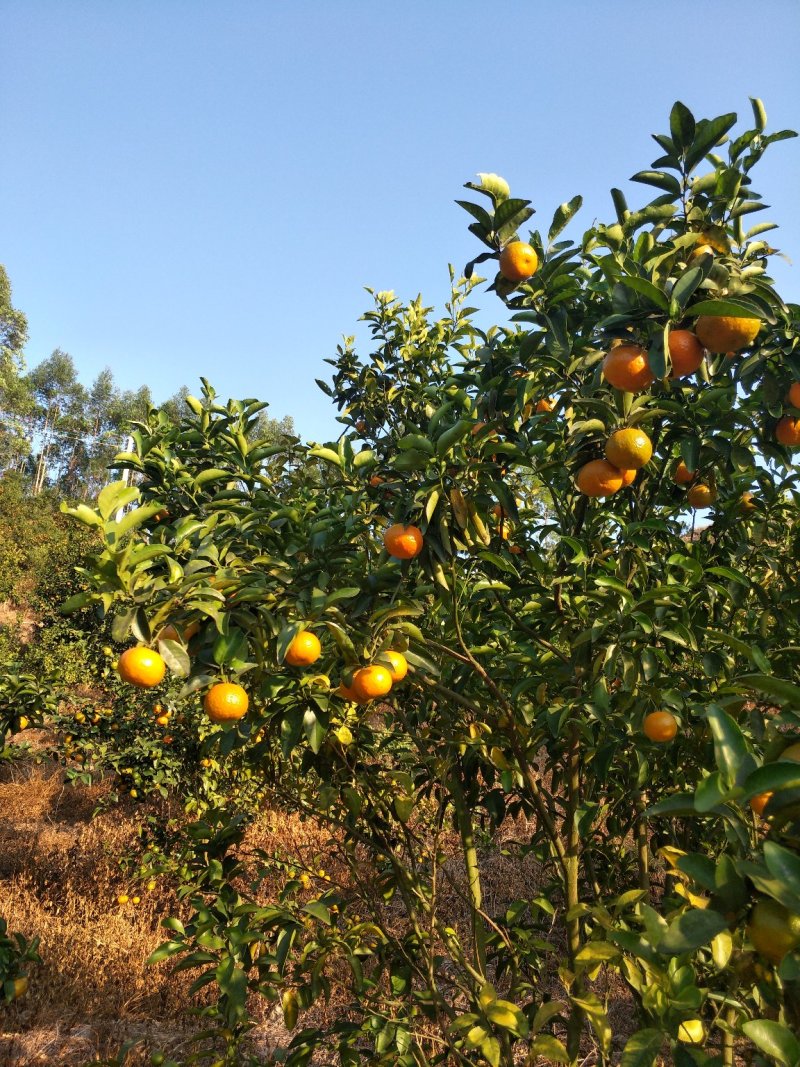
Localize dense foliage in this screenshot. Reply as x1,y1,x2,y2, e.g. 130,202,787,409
40,100,800,1067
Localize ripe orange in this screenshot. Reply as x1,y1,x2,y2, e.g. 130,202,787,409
117,647,166,688
384,523,424,559
536,397,555,414
602,345,654,392
787,382,800,407
749,792,773,817
498,241,539,282
619,469,637,487
668,330,704,378
643,710,678,742
776,416,800,447
204,682,249,724
155,713,170,727
604,428,653,470
747,898,800,964
673,460,695,485
576,459,624,498
369,474,384,487
285,630,322,667
687,483,717,508
336,680,359,701
740,491,757,511
695,315,761,353
352,665,393,703
383,650,408,683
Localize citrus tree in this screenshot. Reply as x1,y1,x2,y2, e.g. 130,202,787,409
65,101,800,1067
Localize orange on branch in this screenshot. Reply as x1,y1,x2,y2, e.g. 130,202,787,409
749,792,773,817
668,330,704,378
285,630,322,667
643,710,678,742
352,665,393,703
535,397,555,414
384,523,424,559
602,345,654,392
383,650,408,683
604,428,653,470
687,483,717,508
117,647,166,688
787,382,800,407
576,459,624,498
619,468,637,487
776,417,800,447
695,315,761,353
673,460,695,485
204,682,249,724
498,241,539,282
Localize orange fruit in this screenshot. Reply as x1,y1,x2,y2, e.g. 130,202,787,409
602,345,654,392
695,315,761,353
740,491,756,511
687,483,717,508
604,428,653,470
509,543,523,553
117,647,166,688
351,665,393,703
535,397,555,414
285,630,322,667
695,227,731,255
776,417,800,447
576,459,624,498
689,243,715,262
673,460,695,485
498,241,539,282
619,469,637,487
155,713,170,727
643,710,678,742
11,976,29,1001
369,474,384,487
204,682,249,724
183,620,201,641
747,898,800,964
384,523,424,559
336,680,359,701
383,650,408,683
668,330,704,378
787,382,800,407
749,792,773,817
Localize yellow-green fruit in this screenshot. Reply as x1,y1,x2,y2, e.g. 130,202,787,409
677,1019,705,1045
747,898,800,964
11,976,29,1001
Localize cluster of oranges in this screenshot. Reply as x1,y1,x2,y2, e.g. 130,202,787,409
568,318,799,505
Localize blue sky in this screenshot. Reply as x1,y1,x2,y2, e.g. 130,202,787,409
4,0,800,442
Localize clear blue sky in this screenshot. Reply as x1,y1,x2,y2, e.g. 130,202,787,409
4,0,800,442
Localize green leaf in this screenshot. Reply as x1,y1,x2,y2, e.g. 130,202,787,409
485,999,529,1037
308,446,342,467
195,468,235,487
741,1020,800,1067
480,1035,501,1067
528,1035,570,1064
548,195,583,242
61,502,103,528
737,674,800,707
670,269,704,314
157,639,191,678
657,908,728,954
303,709,325,754
575,941,620,964
705,703,750,788
670,101,696,152
686,298,761,318
618,276,669,311
302,900,332,925
630,171,681,194
620,1029,665,1067
97,482,140,520
684,113,737,171
763,842,800,898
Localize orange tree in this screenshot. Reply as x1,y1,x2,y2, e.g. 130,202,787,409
64,101,800,1067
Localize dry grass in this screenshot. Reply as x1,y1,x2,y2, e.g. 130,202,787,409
0,753,651,1066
